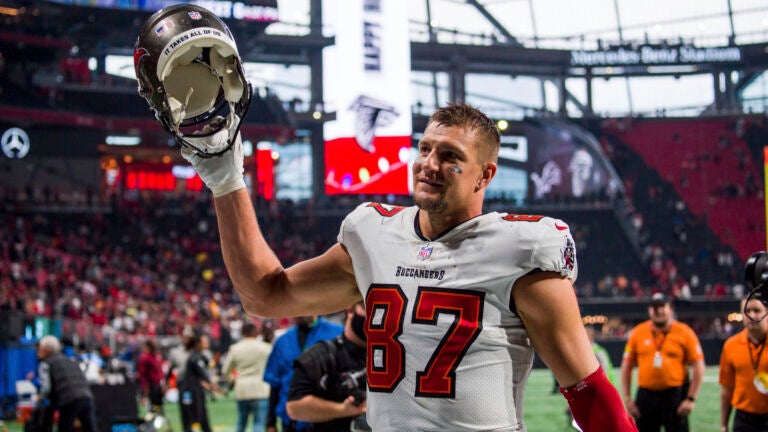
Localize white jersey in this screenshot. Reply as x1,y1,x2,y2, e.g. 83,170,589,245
338,203,578,432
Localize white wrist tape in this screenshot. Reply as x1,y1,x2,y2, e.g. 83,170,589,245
211,178,246,197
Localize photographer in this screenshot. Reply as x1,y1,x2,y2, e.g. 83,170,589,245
286,303,368,432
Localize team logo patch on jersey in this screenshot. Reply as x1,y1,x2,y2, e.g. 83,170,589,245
418,244,433,261
561,236,576,271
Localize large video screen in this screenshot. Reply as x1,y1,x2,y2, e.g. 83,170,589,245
323,120,621,203
324,136,413,195
524,119,622,202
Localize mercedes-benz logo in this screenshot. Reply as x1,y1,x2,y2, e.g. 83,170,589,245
1,127,30,159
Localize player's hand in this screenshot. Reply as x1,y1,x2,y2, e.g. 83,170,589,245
180,128,245,197
676,398,694,417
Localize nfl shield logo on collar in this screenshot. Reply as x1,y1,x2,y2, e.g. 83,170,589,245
418,244,433,261
188,11,203,20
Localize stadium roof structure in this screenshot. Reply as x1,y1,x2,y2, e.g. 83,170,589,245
1,0,767,120
264,0,768,118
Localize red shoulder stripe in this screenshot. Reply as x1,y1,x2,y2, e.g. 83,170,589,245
367,202,406,217
502,213,545,222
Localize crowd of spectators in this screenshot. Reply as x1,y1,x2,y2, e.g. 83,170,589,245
4,116,765,349
0,189,319,352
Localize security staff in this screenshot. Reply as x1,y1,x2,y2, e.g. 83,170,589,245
720,296,768,431
621,293,705,432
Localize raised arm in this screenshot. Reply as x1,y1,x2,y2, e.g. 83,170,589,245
214,189,361,318
179,133,361,318
514,271,637,432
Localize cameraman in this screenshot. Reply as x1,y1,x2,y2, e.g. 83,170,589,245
287,303,368,432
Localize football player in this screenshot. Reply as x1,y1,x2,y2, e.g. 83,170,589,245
135,6,635,430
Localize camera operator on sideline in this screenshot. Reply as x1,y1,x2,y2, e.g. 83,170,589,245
286,302,368,432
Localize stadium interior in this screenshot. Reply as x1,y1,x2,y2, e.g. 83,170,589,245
1,0,768,430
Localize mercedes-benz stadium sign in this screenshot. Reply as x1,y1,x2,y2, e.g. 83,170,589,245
570,44,742,67
1,127,30,159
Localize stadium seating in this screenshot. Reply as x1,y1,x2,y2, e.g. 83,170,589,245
601,117,765,262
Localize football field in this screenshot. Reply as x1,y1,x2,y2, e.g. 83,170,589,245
523,366,721,431
5,367,723,432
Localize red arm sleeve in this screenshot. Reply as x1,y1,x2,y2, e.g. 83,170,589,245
560,366,638,432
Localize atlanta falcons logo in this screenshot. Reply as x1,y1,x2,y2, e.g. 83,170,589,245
349,95,399,153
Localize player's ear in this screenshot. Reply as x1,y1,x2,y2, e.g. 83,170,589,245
475,162,497,192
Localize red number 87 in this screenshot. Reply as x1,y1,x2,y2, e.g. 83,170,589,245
365,284,485,398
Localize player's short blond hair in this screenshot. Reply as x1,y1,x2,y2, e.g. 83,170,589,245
428,102,500,164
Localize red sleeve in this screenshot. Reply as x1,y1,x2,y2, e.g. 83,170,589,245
560,366,638,432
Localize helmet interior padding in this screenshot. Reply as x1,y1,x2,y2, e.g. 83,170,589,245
164,62,221,124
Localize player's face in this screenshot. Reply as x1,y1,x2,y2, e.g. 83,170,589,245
413,123,486,215
743,299,768,333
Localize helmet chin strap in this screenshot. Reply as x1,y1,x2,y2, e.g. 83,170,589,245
175,111,242,157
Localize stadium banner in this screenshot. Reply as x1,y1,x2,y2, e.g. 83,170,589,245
323,0,413,195
44,0,279,22
570,44,742,67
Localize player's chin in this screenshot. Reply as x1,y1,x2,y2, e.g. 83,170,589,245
414,193,446,213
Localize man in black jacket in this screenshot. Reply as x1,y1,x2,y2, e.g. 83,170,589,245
286,303,368,432
36,335,97,432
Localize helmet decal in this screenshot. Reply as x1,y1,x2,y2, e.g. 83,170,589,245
133,46,149,70
154,19,174,36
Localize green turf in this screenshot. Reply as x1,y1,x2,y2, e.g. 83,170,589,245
523,367,722,431
4,367,725,431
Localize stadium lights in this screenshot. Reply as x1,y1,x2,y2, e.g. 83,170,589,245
497,119,509,131
581,315,608,325
0,6,19,15
242,140,253,157
106,135,141,146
